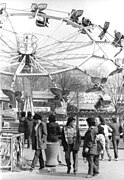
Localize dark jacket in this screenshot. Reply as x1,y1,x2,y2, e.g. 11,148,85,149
97,124,104,135
83,126,98,157
32,122,47,150
47,122,61,142
18,117,26,133
25,117,34,138
110,123,121,138
61,126,81,152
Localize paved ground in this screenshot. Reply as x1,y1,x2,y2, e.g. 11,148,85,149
1,139,124,180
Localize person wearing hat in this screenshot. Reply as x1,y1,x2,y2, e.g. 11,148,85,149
30,113,47,171
82,117,100,178
61,117,81,175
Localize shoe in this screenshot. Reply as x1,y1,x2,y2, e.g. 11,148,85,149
29,167,34,172
73,170,77,175
58,160,62,164
86,174,92,178
114,158,118,161
108,156,111,161
39,166,44,170
67,168,71,174
93,172,99,176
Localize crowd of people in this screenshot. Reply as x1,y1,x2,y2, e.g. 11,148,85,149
18,111,123,178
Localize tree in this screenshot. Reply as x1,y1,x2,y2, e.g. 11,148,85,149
1,74,23,91
52,69,90,114
104,73,124,117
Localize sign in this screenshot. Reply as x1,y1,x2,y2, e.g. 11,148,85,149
33,106,50,112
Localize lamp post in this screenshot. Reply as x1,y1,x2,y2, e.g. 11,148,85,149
75,84,80,128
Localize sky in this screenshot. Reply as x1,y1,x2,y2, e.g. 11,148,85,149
1,0,124,76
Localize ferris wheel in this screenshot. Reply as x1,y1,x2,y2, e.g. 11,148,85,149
0,2,124,113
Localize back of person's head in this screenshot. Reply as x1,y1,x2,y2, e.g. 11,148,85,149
33,113,42,121
48,114,56,122
27,111,32,118
21,111,26,117
66,117,75,126
112,116,117,123
86,117,95,127
98,116,105,125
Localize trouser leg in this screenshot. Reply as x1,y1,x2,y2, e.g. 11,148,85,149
116,137,120,158
31,149,40,169
39,149,44,168
105,136,111,157
73,150,78,172
112,138,118,159
27,136,30,148
87,155,94,175
65,148,71,170
57,145,62,162
93,155,99,173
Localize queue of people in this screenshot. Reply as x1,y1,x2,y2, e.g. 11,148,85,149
18,112,123,178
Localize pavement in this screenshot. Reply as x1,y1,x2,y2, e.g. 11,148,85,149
1,139,124,180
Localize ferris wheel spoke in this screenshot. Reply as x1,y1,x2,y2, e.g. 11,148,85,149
34,55,74,69
0,36,15,50
4,12,19,47
29,56,57,86
0,62,20,69
36,30,80,54
41,41,92,58
11,56,26,88
41,20,64,46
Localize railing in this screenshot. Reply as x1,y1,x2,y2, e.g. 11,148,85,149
0,132,24,171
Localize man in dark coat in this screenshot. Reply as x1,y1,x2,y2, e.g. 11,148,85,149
30,113,47,171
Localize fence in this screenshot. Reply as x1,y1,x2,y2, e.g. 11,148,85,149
0,132,24,171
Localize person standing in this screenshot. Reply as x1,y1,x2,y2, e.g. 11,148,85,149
95,116,105,160
46,114,62,163
18,111,26,144
25,111,34,148
30,113,47,171
110,116,121,161
100,117,113,161
61,117,81,175
95,116,105,135
82,117,100,178
47,114,61,142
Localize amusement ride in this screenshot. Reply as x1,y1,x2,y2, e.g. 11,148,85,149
0,2,124,114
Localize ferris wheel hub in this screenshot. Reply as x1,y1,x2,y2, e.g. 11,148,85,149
17,34,37,54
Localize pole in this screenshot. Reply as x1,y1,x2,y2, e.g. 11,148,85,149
0,102,2,134
76,85,79,128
